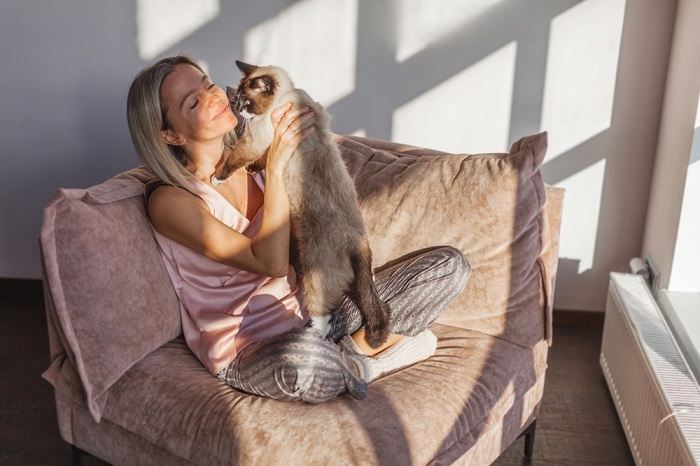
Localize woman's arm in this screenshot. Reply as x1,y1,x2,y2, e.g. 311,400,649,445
147,187,283,277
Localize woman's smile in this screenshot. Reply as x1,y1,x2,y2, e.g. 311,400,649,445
214,103,230,120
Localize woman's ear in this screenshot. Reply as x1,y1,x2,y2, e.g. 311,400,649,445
160,128,186,146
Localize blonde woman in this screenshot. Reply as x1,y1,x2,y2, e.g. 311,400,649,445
126,54,471,402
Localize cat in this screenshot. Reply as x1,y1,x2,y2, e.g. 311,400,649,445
211,60,390,348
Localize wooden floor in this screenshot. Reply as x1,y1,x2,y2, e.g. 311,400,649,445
494,324,634,465
0,281,634,465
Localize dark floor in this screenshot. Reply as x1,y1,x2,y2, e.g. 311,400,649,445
0,280,634,465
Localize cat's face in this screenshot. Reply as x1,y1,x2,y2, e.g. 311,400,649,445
233,60,293,121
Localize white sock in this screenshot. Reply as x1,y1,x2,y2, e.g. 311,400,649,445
338,330,438,383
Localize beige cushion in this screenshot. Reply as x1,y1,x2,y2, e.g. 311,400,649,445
333,131,552,348
40,167,182,423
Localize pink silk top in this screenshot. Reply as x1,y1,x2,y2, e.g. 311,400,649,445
143,169,310,376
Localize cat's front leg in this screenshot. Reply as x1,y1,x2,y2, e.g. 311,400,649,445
246,158,266,173
212,156,242,185
212,144,253,185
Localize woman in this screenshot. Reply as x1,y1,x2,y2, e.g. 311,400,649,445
126,54,472,402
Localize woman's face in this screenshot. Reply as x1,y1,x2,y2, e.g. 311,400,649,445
159,63,237,147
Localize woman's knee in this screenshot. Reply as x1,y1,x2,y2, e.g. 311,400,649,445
444,246,471,286
272,344,349,403
404,247,470,313
273,363,345,403
428,246,471,285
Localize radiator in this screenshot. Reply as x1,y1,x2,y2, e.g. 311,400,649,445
600,272,700,465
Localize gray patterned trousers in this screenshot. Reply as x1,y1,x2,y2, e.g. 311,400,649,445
215,245,471,402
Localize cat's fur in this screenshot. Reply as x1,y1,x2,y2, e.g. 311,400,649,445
212,60,390,348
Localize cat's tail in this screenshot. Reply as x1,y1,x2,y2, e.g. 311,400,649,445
349,238,390,348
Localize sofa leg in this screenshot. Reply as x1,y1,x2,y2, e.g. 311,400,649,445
517,418,537,462
71,444,82,466
71,444,100,466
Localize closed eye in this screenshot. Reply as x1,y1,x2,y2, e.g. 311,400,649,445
190,82,217,109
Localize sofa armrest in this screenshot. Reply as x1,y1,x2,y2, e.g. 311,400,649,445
539,185,565,346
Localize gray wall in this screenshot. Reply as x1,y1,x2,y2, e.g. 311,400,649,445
0,1,679,313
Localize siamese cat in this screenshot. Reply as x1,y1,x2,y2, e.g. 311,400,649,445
212,60,390,348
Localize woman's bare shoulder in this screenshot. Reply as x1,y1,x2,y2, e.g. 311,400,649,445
147,184,209,220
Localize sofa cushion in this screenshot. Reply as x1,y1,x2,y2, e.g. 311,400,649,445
332,131,551,348
53,322,548,465
40,166,182,424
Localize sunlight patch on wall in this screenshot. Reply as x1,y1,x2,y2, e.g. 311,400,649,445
394,0,502,63
391,41,516,154
669,97,700,293
243,0,358,107
669,158,700,292
540,0,625,162
556,158,606,274
136,0,220,60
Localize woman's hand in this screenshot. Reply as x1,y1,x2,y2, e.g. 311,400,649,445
265,102,316,174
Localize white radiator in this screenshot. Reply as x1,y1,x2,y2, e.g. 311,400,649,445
600,272,700,465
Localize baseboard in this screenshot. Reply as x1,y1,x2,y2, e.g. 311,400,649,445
554,308,605,328
0,278,43,300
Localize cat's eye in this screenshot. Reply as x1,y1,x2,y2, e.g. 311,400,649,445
252,78,269,91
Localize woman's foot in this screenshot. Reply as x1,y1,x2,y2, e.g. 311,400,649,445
338,329,438,383
350,328,406,356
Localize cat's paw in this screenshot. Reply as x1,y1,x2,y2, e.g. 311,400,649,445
310,314,332,339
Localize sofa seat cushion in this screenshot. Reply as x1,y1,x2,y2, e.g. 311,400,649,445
54,322,548,465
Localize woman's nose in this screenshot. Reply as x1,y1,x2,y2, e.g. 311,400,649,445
205,92,222,110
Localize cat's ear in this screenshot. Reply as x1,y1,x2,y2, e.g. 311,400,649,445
235,60,257,75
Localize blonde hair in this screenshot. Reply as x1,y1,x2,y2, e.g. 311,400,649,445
126,54,237,194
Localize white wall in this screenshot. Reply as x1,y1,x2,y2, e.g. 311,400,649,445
641,0,700,294
0,1,678,313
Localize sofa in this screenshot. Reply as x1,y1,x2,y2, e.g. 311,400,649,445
39,131,564,465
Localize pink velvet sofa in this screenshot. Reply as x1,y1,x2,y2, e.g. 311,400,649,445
39,131,564,465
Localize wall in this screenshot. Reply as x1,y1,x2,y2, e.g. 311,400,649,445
0,1,678,313
641,0,700,294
